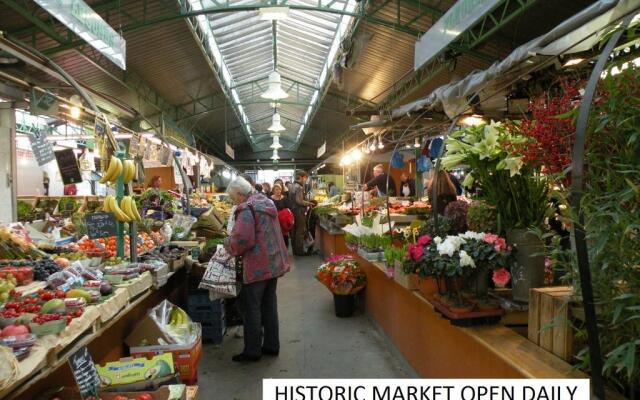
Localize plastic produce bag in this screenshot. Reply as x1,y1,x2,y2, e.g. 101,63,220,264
149,300,198,345
169,214,197,240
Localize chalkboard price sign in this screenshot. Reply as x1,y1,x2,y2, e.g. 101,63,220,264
55,148,83,185
85,212,117,239
68,346,100,400
29,130,55,166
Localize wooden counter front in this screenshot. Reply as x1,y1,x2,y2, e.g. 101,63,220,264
357,255,585,380
315,224,347,258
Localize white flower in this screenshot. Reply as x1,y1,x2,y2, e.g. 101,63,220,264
434,236,443,244
437,241,456,257
459,250,476,268
461,231,485,241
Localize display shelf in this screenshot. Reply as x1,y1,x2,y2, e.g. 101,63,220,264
3,288,153,400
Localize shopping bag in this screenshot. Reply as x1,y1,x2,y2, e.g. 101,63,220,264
303,231,315,254
198,245,241,299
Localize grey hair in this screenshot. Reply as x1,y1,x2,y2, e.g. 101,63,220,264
373,164,384,172
227,177,253,197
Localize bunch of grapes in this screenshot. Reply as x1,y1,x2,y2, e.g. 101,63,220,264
33,257,61,281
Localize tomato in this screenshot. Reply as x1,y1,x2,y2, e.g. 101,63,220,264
55,290,66,299
41,292,54,301
135,394,153,400
113,396,128,400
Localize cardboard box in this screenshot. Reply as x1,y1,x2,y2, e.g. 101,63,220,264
124,313,174,348
130,329,202,383
100,384,187,400
95,353,175,387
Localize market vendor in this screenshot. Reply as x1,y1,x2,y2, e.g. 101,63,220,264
363,164,396,196
149,175,162,190
399,173,415,197
328,182,339,197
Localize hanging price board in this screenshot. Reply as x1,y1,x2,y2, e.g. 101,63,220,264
55,148,83,184
29,129,55,166
85,212,117,239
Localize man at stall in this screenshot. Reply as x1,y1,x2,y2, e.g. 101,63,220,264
291,169,314,256
363,164,396,196
399,173,416,197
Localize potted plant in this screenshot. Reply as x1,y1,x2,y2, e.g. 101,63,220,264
466,201,497,233
316,255,367,318
441,122,552,302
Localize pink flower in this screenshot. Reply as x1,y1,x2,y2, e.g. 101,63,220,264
408,244,424,261
326,254,353,263
484,234,507,253
417,235,432,247
492,268,511,288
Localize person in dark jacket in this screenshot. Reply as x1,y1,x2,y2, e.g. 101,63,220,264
271,184,293,247
290,169,314,256
225,177,290,362
399,173,416,197
427,170,458,215
363,164,396,196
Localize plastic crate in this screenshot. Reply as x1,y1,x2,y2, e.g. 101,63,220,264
201,319,226,344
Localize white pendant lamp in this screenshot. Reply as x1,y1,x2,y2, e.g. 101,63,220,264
271,149,280,160
268,112,286,132
270,134,282,149
261,71,289,100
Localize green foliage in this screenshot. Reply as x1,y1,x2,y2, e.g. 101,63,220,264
58,197,79,213
17,201,32,221
418,215,452,237
384,246,405,266
358,234,391,252
573,64,640,392
466,201,498,233
345,232,358,245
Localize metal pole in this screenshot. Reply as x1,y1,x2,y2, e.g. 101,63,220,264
569,15,632,400
115,151,125,259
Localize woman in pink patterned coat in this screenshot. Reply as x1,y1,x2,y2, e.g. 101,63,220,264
224,177,290,362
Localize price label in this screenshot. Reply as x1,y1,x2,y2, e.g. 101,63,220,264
68,346,100,400
85,212,117,239
129,131,141,156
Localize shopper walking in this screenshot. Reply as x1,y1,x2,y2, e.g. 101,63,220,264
271,184,294,248
327,182,339,197
290,170,314,256
225,177,290,362
262,182,272,197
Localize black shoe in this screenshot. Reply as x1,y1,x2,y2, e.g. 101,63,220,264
262,347,279,356
232,353,261,362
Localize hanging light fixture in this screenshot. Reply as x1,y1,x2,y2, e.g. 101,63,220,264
271,149,280,160
268,112,286,132
364,143,370,154
270,134,282,149
414,137,420,148
369,140,376,152
377,136,384,149
261,71,289,100
69,95,82,119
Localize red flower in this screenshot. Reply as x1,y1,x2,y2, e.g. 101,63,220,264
492,268,511,288
408,244,424,261
417,235,432,247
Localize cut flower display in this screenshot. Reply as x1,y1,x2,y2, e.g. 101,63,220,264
316,255,367,295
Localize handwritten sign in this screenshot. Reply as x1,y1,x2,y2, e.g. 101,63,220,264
55,149,83,184
29,130,55,166
68,346,100,400
85,212,117,239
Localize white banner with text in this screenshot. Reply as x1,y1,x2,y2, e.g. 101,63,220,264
264,379,590,400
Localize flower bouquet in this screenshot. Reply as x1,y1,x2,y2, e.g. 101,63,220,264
316,255,367,296
316,255,367,318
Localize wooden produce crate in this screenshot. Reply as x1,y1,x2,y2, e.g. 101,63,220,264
528,287,574,361
393,260,418,290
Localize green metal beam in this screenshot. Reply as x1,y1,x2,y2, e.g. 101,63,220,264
378,0,539,109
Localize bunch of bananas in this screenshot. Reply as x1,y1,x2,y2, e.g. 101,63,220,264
168,306,189,326
99,157,137,184
102,195,142,222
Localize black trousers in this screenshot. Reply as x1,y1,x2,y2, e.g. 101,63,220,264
238,278,279,356
292,209,306,256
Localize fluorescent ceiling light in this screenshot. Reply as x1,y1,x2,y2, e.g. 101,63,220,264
259,7,290,21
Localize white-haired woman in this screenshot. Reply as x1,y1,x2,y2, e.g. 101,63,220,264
224,177,291,362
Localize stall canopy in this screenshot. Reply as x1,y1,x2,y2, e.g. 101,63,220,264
382,0,640,121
